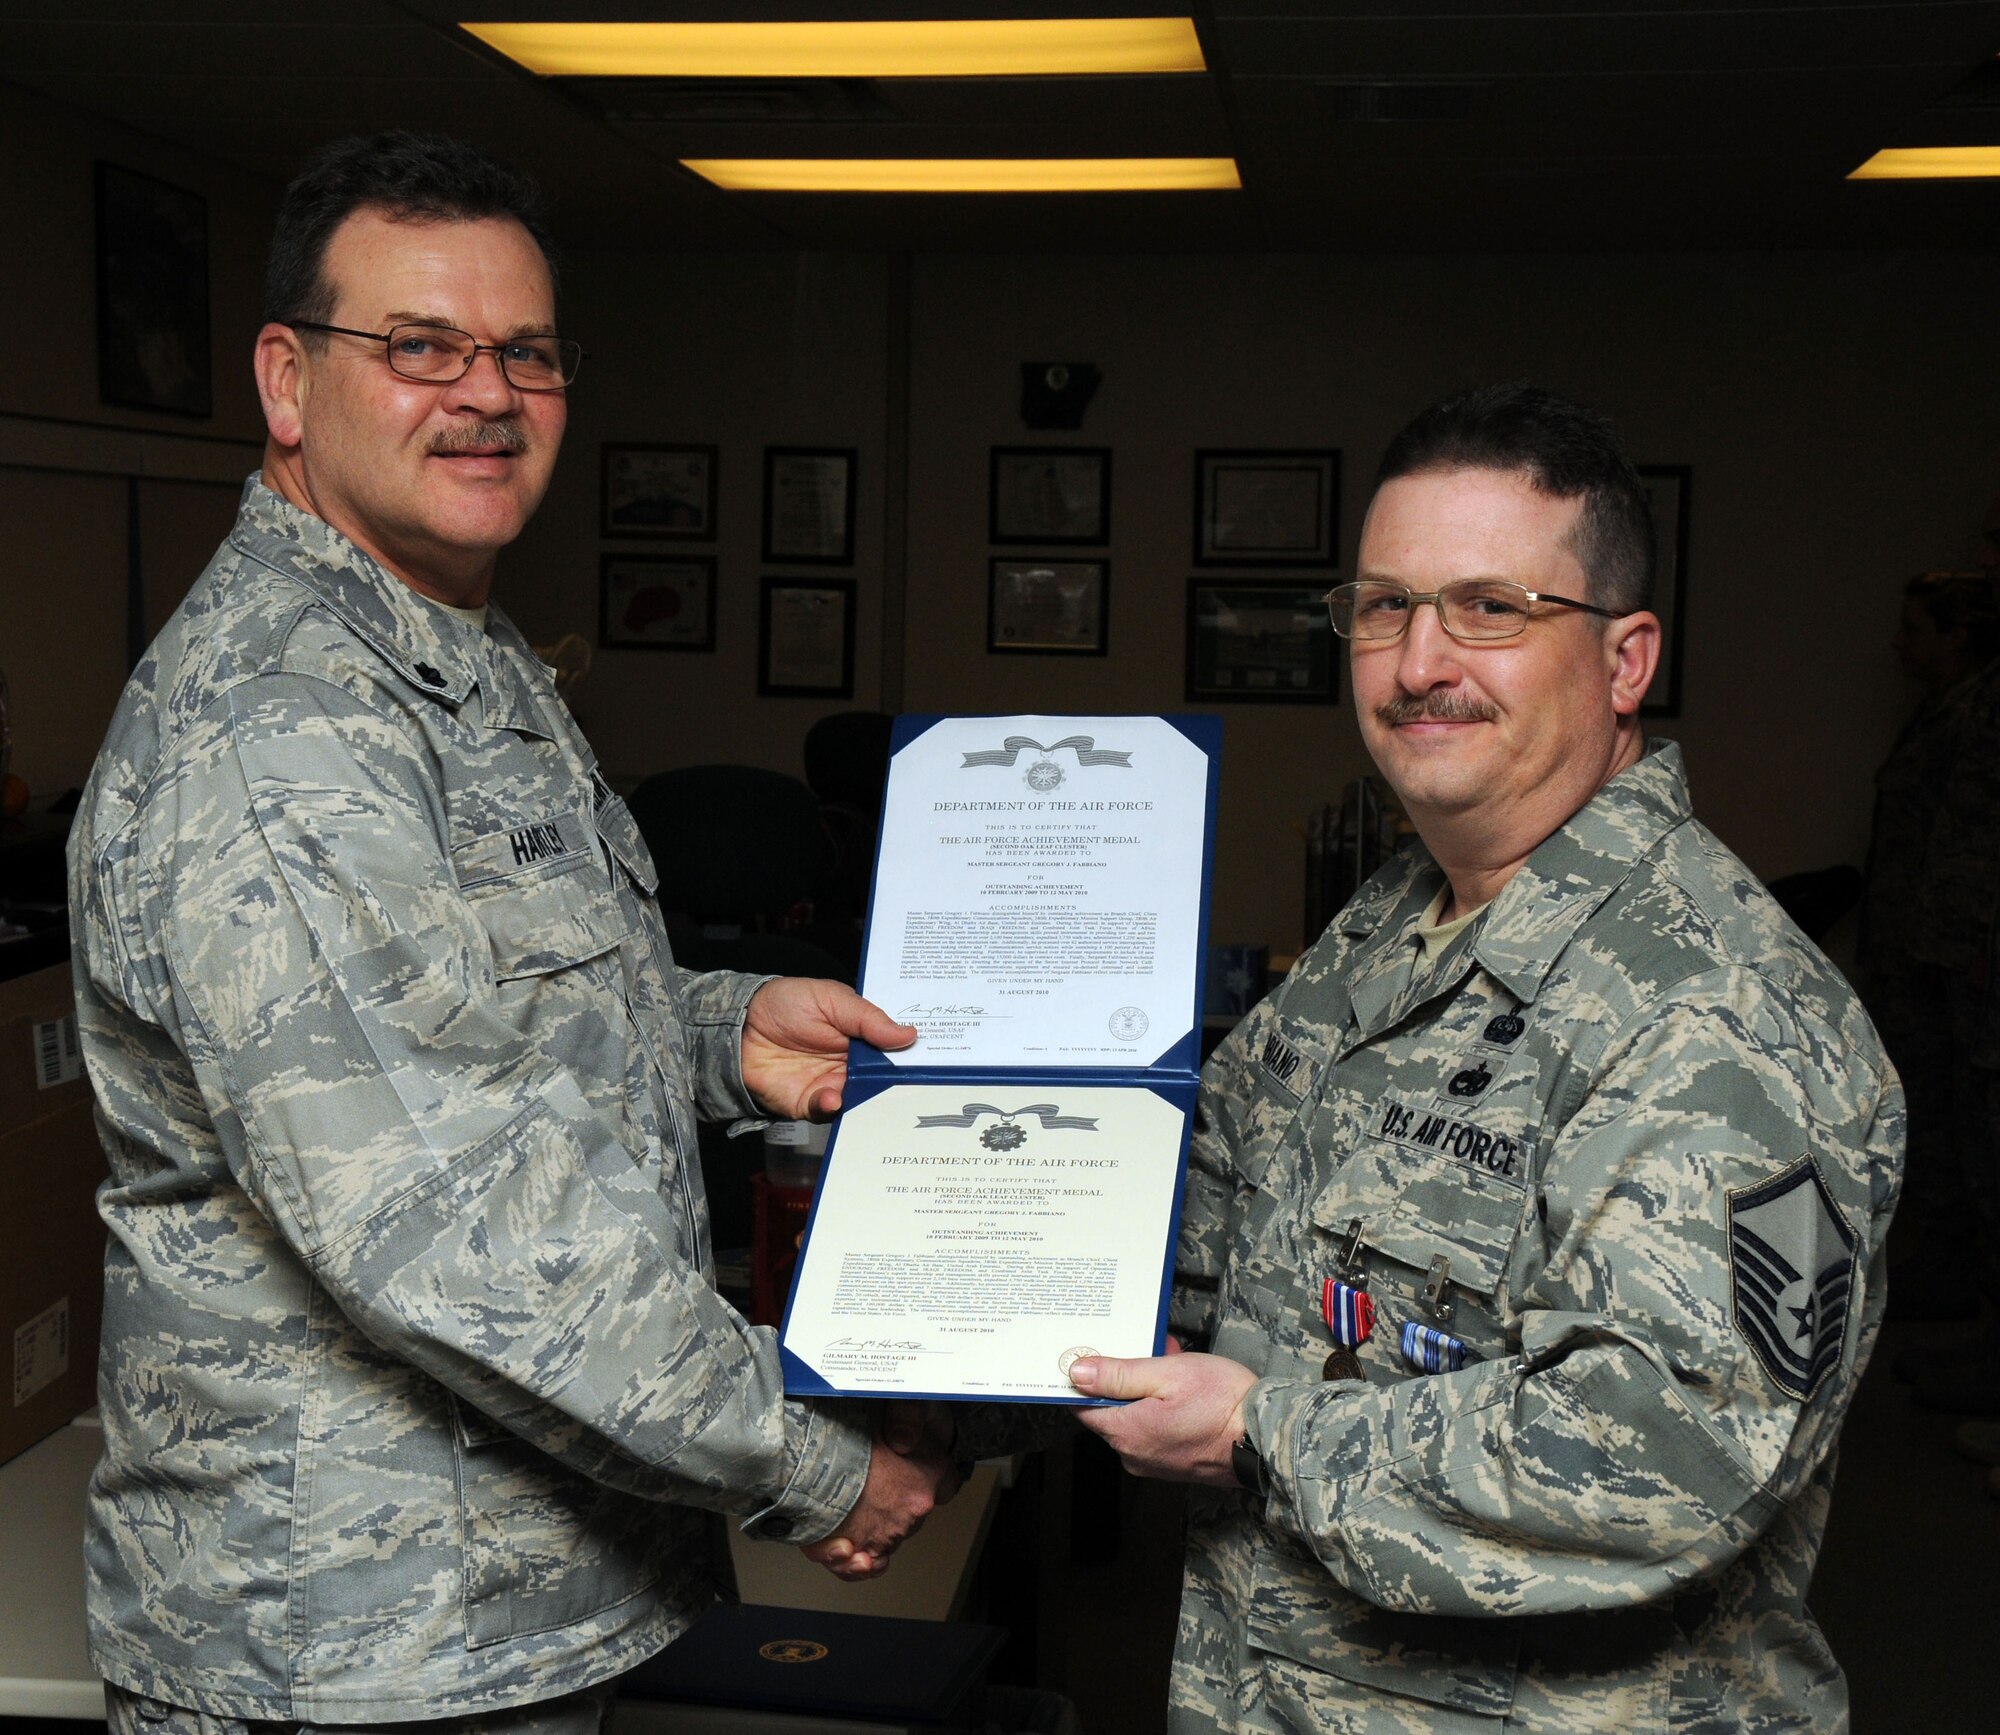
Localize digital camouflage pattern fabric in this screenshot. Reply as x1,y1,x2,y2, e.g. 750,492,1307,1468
1170,742,1901,1733
68,480,873,1723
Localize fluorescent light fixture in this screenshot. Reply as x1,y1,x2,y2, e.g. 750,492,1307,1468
680,157,1241,193
1849,146,2000,180
461,18,1207,78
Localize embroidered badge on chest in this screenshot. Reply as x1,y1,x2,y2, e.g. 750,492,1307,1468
1478,1011,1527,1051
1728,1157,1856,1403
1446,1060,1494,1098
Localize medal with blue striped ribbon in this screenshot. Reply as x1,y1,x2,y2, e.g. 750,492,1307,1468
1400,1319,1469,1374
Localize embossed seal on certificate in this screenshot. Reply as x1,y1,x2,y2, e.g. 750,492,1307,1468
1058,1345,1098,1379
1109,1005,1149,1041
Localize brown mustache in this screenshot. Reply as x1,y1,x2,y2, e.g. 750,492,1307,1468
428,422,527,456
1375,692,1498,727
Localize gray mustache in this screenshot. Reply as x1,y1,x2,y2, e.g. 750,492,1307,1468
428,422,528,456
1375,694,1497,726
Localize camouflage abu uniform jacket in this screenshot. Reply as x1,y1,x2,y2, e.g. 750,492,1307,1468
1173,742,1900,1734
67,480,872,1723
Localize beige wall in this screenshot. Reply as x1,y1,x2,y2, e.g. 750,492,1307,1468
506,250,893,782
524,243,2000,952
0,82,270,797
5,80,1994,956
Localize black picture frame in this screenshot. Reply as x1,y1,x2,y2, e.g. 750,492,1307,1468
759,578,856,697
987,558,1109,655
989,446,1111,546
1185,580,1338,705
601,444,717,540
1194,449,1339,567
762,447,857,565
94,161,212,418
1638,465,1691,718
599,554,716,652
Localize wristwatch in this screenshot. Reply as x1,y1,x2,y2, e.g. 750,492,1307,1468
1230,1433,1268,1498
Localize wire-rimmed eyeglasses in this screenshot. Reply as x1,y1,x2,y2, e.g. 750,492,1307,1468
1326,578,1623,643
288,321,585,391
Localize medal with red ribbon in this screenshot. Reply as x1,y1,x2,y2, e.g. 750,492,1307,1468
1320,1277,1375,1382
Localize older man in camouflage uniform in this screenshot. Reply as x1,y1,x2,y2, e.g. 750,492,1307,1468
1069,384,1901,1732
68,134,948,1735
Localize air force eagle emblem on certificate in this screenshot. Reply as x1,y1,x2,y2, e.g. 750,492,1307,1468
1728,1157,1856,1402
915,1103,1100,1150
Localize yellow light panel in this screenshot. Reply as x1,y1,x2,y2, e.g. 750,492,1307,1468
461,18,1207,78
1849,146,2000,180
680,157,1241,193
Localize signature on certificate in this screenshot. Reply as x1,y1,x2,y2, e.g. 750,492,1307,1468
897,1003,1006,1019
827,1337,932,1354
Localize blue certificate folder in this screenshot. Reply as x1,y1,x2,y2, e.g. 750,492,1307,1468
780,714,1221,1403
622,1600,1006,1726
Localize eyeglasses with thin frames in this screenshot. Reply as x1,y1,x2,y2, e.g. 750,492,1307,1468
1326,578,1624,643
288,321,585,391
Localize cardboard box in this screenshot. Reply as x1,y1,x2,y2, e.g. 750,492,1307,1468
0,961,88,1137
1,1096,105,1467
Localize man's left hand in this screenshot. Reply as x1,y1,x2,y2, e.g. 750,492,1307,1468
742,979,916,1120
1067,1344,1259,1487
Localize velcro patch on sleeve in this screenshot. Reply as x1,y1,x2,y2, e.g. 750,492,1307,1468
1728,1156,1856,1403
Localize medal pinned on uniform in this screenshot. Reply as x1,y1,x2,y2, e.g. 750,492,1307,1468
1319,1223,1376,1382
1320,1279,1375,1381
1401,1319,1469,1374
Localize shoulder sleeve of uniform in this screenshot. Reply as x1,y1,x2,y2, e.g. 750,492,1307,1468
136,670,870,1536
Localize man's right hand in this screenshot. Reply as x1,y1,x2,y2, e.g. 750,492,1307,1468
801,1430,961,1581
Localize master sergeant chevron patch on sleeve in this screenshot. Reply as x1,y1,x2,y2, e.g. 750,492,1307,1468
1727,1156,1857,1403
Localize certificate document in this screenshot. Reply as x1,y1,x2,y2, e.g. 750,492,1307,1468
780,1084,1190,1401
782,714,1221,1402
860,714,1211,1069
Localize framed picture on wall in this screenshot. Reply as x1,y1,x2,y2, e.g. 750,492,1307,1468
763,447,857,564
988,558,1108,655
989,447,1111,546
601,444,717,539
1638,464,1691,717
599,554,716,651
1193,449,1339,566
759,577,856,697
95,162,212,418
1185,580,1337,705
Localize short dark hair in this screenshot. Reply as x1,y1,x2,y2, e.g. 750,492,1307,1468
263,132,558,335
1374,382,1654,614
1905,569,2000,659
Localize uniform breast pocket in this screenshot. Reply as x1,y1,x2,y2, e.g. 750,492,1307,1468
1311,1154,1528,1360
455,836,635,1090
457,844,629,982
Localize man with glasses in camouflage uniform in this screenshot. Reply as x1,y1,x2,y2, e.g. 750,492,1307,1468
1068,383,1901,1731
68,133,950,1735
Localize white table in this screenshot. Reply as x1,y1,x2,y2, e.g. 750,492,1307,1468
0,1414,102,1720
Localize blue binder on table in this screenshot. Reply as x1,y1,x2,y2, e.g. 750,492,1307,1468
780,714,1221,1404
622,1600,1006,1729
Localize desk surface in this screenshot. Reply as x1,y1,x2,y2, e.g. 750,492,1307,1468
0,1415,102,1719
0,1416,1004,1720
